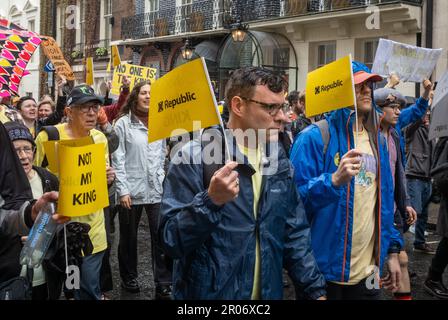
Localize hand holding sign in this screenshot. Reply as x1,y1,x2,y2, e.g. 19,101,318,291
331,149,363,187
56,75,67,96
422,79,433,101
386,73,400,89
122,75,131,89
208,161,240,206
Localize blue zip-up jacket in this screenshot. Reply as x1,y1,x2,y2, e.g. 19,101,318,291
159,132,326,299
290,108,403,283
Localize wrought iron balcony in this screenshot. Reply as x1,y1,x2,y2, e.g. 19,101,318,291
122,0,231,40
231,0,423,22
121,0,423,41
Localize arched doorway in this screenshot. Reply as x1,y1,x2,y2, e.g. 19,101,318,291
217,31,298,99
172,39,221,98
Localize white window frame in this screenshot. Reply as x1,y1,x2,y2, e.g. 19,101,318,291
175,0,193,34
316,42,336,68
28,19,36,63
362,39,380,71
100,0,112,47
145,0,159,13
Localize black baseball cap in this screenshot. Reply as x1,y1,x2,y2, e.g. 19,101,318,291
67,84,104,107
4,122,36,147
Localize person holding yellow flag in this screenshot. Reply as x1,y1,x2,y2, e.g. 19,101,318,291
290,61,403,299
34,85,115,300
112,81,172,299
159,67,326,300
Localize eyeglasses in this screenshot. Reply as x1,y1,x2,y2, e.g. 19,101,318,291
240,97,289,116
355,80,374,92
73,103,100,113
383,104,402,112
15,146,35,155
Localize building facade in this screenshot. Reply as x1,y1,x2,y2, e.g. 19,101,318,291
118,0,448,99
1,0,41,99
39,0,135,97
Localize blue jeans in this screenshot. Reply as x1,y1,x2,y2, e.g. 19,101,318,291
75,250,105,300
407,178,432,246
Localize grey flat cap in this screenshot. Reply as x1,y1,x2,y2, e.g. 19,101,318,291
374,87,406,109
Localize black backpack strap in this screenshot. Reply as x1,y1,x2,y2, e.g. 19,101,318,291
40,126,60,168
201,127,225,189
315,119,330,156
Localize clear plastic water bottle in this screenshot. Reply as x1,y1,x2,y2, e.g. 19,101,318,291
20,202,58,267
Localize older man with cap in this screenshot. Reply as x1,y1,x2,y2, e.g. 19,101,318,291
34,84,115,300
290,61,403,300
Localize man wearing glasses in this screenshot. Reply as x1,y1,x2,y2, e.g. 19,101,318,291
34,85,114,300
290,61,403,299
160,67,326,300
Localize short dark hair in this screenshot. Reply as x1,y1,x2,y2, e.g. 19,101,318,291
298,92,305,104
17,96,36,110
224,67,288,107
287,91,300,105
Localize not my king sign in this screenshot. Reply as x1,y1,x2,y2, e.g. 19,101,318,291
58,143,109,217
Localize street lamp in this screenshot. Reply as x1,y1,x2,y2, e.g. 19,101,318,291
231,22,248,42
181,39,194,60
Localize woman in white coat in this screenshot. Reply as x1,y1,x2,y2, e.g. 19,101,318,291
112,81,172,299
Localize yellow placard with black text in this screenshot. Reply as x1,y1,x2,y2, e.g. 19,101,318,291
58,143,109,217
148,58,220,143
305,55,355,117
111,63,157,95
42,136,94,175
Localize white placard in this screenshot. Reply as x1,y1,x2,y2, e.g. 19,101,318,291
372,39,442,83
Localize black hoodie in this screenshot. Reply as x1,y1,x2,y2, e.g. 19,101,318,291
0,122,34,283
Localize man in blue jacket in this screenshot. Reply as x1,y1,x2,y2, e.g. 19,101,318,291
290,61,403,300
159,67,326,300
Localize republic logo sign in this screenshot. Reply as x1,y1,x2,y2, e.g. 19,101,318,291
315,80,344,95
158,92,197,112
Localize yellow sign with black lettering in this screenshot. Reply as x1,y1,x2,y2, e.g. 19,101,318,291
111,63,157,95
148,58,220,143
42,136,93,175
58,143,108,217
305,55,355,117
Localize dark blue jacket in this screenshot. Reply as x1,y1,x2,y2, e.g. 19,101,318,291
159,133,326,300
290,108,403,283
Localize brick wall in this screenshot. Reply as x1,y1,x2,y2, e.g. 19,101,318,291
112,0,135,61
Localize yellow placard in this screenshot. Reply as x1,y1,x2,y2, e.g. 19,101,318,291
111,63,157,95
148,58,220,143
43,137,94,175
86,57,94,86
58,143,109,217
305,55,355,117
111,45,121,68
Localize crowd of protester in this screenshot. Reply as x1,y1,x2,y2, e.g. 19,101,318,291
1,61,448,301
